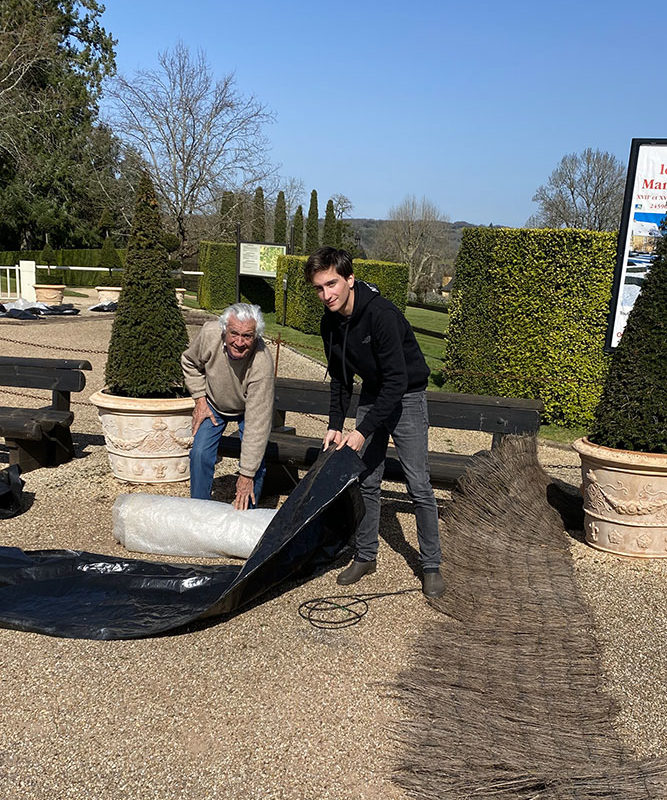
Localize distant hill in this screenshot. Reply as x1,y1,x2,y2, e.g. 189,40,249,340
347,218,479,268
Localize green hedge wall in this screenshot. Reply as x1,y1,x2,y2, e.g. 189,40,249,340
197,241,275,312
443,227,616,427
275,255,409,334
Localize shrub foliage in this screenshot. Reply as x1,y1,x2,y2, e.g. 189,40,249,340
590,232,667,452
276,255,409,334
443,227,616,426
105,173,188,397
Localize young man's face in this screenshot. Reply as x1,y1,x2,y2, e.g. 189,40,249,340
311,267,355,315
224,315,256,359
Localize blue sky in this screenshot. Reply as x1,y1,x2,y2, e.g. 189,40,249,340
99,0,666,226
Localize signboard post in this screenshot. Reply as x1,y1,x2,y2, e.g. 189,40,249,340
235,223,241,304
605,138,667,351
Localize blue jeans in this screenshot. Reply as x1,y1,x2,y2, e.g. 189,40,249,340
355,390,441,569
189,401,266,505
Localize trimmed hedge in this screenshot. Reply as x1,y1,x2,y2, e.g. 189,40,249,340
275,255,409,334
197,241,275,312
443,227,616,427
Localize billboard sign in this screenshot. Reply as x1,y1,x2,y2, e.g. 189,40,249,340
605,138,667,350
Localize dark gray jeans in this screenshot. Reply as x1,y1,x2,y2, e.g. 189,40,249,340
355,390,442,570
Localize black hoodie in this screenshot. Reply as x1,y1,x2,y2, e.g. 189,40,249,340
321,280,430,437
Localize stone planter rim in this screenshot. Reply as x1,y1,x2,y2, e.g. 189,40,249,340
90,388,194,412
573,436,667,468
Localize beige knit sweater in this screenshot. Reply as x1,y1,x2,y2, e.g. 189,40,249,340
181,320,275,478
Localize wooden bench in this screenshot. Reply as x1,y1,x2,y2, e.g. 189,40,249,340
219,377,543,490
0,356,93,472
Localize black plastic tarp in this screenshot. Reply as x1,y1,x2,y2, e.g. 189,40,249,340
0,447,365,640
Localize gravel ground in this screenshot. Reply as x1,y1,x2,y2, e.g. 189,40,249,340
0,294,665,799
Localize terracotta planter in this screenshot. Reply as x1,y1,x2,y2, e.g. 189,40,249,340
174,287,186,307
95,286,122,303
90,389,195,484
573,437,667,558
34,284,65,304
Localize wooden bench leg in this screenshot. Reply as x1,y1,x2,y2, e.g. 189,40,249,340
263,462,300,495
263,425,300,495
5,426,75,472
42,424,76,465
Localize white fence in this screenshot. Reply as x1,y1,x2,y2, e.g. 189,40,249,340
0,264,21,301
2,261,204,304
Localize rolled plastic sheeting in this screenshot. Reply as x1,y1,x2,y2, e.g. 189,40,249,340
113,494,277,560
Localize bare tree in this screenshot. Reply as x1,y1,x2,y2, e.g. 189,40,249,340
331,193,353,219
530,148,625,231
376,195,449,298
280,176,305,223
107,43,276,256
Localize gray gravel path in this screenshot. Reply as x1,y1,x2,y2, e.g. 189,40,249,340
0,296,664,798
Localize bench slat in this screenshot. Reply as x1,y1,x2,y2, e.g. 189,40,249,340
274,378,542,435
0,356,92,371
0,406,74,440
0,365,87,393
219,431,473,488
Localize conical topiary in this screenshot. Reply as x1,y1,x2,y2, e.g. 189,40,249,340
589,229,667,453
99,234,122,271
97,236,122,287
40,241,58,268
105,172,188,398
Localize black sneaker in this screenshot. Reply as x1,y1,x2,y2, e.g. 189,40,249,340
422,570,445,598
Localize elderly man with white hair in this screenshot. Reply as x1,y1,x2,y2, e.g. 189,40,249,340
181,303,274,510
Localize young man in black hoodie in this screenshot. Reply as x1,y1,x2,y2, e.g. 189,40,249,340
304,247,444,598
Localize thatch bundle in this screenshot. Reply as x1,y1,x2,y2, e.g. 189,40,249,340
393,436,667,799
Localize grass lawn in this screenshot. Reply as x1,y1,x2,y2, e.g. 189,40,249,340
405,305,449,333
537,423,587,446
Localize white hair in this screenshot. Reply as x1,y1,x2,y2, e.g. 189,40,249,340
218,303,265,338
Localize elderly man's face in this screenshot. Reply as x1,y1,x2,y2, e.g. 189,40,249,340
224,315,256,360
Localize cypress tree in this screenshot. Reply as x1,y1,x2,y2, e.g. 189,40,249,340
105,172,188,398
322,199,337,247
252,186,266,242
305,189,319,253
590,230,667,452
234,193,247,240
274,190,287,245
219,191,236,241
292,205,304,255
335,219,343,248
